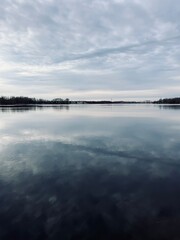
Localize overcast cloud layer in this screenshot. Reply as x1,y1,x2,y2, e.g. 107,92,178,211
0,0,180,100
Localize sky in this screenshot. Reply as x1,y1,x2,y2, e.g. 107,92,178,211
0,0,180,101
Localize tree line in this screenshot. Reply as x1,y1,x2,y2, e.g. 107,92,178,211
0,96,180,105
153,97,180,104
0,96,70,105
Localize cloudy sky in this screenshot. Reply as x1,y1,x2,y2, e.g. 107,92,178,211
0,0,180,100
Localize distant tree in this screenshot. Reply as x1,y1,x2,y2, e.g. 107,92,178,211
64,98,69,104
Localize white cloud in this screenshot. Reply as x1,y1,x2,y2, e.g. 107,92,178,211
0,0,180,99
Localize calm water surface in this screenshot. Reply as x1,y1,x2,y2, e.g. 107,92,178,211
0,104,180,240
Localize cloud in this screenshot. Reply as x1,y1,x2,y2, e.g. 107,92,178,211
0,0,180,99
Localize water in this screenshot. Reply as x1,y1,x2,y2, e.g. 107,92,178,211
0,104,180,240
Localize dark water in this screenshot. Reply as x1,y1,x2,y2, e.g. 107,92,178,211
0,104,180,240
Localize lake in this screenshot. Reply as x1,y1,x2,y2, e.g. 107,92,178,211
0,104,180,240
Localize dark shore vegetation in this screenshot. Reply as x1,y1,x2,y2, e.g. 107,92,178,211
0,97,70,105
153,97,180,104
0,96,180,105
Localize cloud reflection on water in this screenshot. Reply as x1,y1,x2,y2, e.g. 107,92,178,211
0,105,180,239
